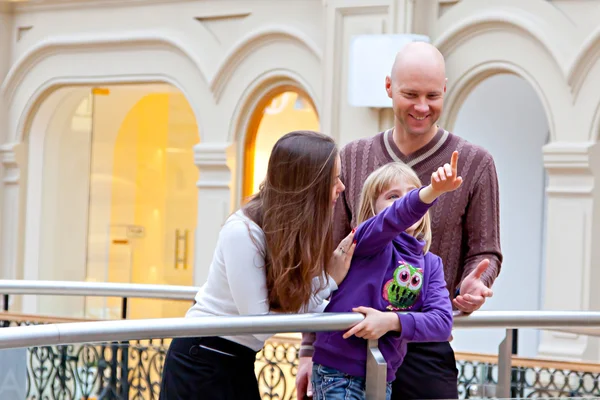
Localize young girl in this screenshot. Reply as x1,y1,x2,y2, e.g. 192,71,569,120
311,152,461,400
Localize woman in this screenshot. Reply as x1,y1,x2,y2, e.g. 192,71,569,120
159,130,356,400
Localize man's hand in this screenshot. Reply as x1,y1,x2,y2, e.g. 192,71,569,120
453,259,494,313
296,356,314,399
342,307,400,339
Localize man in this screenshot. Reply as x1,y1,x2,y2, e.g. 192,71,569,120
296,42,502,399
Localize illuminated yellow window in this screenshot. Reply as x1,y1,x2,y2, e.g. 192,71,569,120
243,89,319,200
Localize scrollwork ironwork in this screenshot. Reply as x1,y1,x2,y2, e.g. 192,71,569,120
3,318,600,399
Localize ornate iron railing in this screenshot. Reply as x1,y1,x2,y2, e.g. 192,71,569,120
456,352,600,399
16,337,600,400
3,313,599,400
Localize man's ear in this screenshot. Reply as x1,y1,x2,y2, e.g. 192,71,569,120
385,76,392,98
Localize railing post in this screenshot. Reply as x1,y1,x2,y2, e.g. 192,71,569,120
121,297,128,319
365,339,387,400
1,294,8,328
497,328,513,399
120,297,130,398
511,328,521,398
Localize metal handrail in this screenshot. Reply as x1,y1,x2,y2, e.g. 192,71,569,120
2,280,600,333
1,311,600,399
1,311,599,350
2,281,600,332
453,310,600,329
0,279,199,300
0,313,365,349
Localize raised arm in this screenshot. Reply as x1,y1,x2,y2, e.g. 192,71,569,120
353,187,435,257
355,151,463,257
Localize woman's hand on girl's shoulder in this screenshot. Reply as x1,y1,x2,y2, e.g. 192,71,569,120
329,229,357,285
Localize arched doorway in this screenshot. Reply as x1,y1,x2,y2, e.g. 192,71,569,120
32,84,199,320
449,73,549,357
242,89,319,200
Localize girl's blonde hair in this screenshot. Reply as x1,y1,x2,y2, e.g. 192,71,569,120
356,162,432,254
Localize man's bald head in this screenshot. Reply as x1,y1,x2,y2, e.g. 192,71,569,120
384,42,447,138
390,42,446,86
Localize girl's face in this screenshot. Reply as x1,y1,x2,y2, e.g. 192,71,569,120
374,178,420,235
331,155,345,207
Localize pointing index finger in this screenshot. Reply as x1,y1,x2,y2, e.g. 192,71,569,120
451,151,459,174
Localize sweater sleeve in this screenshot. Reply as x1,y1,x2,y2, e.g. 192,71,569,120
302,275,338,313
221,219,273,344
398,255,453,342
459,152,503,289
353,187,434,258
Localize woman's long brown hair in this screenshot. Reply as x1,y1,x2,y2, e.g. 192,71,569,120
243,131,338,313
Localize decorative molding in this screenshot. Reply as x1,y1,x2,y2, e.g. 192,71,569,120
442,60,556,143
12,0,198,12
589,92,600,142
335,4,390,17
16,26,33,42
438,0,461,19
195,11,251,22
541,141,600,196
434,9,567,79
542,141,595,174
193,142,231,190
0,143,20,185
1,30,209,104
195,180,231,190
194,10,251,45
210,26,323,102
567,26,600,101
396,0,414,33
193,142,229,167
12,74,190,144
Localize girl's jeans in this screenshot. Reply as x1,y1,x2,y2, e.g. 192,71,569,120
311,363,392,400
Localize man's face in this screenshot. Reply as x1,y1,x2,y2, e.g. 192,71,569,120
385,62,446,137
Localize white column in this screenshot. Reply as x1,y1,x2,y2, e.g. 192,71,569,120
193,142,234,286
538,141,600,361
0,143,27,312
0,8,12,145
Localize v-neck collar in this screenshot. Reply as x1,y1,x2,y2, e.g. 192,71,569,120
382,127,449,167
